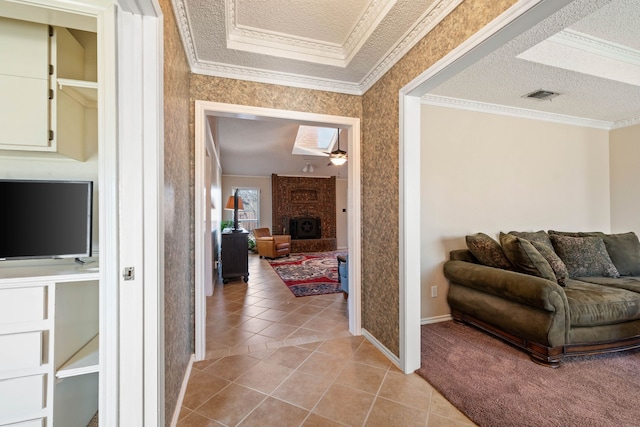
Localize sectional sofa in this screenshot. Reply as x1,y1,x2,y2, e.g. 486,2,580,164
444,230,640,367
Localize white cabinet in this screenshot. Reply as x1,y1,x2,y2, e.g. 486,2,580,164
0,263,99,427
0,18,96,161
0,17,49,151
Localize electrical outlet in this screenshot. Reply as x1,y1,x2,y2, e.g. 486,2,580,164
431,285,437,298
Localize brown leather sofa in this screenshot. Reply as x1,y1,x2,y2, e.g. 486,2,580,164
253,228,291,259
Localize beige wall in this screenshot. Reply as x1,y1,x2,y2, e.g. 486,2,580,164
221,175,273,231
610,124,640,236
420,105,611,319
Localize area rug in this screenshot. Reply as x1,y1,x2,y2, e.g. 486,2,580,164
416,321,640,427
268,251,347,297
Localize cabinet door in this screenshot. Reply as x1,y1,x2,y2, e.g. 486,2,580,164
0,17,49,150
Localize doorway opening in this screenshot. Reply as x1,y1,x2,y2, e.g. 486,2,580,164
194,101,362,360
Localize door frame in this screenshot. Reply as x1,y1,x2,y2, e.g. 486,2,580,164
194,101,362,360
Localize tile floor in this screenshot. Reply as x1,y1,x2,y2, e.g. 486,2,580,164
177,253,476,427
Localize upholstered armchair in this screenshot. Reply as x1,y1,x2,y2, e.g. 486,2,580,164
253,228,291,259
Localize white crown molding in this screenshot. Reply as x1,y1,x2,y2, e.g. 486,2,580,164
173,0,461,95
172,0,198,70
421,94,619,129
224,0,397,68
612,116,640,129
360,0,464,92
551,29,640,66
192,61,363,95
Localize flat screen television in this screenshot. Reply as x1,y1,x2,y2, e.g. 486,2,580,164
0,179,93,261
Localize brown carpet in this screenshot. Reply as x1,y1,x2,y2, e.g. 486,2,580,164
416,321,640,427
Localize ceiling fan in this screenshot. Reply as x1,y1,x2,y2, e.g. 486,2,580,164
326,129,347,166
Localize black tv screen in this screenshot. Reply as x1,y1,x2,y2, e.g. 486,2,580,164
0,180,93,261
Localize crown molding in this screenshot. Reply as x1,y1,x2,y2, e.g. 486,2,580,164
173,0,461,95
551,29,640,66
224,0,397,68
421,94,619,129
611,116,640,129
192,61,363,95
359,0,463,92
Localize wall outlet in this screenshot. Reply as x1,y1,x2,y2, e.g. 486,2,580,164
431,285,437,298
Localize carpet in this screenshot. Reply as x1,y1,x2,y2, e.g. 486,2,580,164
416,321,640,427
268,251,346,297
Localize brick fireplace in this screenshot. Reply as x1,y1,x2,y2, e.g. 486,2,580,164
271,174,337,253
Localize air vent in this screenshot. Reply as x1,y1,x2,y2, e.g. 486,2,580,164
523,89,560,101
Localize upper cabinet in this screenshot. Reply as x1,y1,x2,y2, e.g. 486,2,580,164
0,17,49,151
0,17,96,161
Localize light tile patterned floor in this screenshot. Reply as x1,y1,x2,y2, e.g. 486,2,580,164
177,253,476,427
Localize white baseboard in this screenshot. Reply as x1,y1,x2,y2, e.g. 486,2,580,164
361,328,402,371
421,314,452,325
169,354,195,427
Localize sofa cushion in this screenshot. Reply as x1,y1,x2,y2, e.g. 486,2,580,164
602,232,640,276
499,233,557,282
465,233,513,270
576,276,640,294
508,230,569,286
550,234,620,278
563,280,640,326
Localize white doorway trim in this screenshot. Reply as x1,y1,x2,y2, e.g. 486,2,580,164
195,101,362,360
398,0,574,373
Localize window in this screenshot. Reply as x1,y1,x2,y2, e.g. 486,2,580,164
233,187,260,232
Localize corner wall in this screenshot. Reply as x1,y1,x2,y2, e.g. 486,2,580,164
610,124,640,236
420,104,611,319
361,0,517,355
160,0,193,422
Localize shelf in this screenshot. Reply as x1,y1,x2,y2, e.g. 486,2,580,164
57,78,97,106
56,334,98,379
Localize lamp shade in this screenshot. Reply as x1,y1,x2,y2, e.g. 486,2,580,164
225,195,244,210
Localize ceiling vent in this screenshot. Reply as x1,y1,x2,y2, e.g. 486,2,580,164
523,89,560,101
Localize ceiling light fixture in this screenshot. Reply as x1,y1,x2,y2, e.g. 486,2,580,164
302,163,314,173
328,129,347,166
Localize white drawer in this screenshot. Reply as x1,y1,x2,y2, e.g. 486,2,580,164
0,332,43,372
0,375,45,424
0,287,46,325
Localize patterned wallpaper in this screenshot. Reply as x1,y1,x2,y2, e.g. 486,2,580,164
360,0,517,356
160,0,193,423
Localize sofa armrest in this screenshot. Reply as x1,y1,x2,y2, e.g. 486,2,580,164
272,235,291,244
444,260,567,313
256,237,274,242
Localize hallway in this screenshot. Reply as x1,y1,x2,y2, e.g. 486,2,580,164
177,253,475,426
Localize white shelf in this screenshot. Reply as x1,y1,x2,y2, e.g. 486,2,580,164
57,78,97,106
56,334,99,379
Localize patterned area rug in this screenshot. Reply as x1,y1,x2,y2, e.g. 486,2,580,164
268,251,347,297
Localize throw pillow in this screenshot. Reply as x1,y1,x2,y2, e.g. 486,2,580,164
508,230,569,286
465,233,513,270
602,232,640,276
499,233,557,282
549,234,620,278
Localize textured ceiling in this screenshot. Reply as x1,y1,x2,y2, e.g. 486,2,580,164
425,0,640,129
184,0,640,177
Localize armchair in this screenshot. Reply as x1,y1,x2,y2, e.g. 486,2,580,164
253,228,291,259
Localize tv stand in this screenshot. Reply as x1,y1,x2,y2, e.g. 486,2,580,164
0,261,99,427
